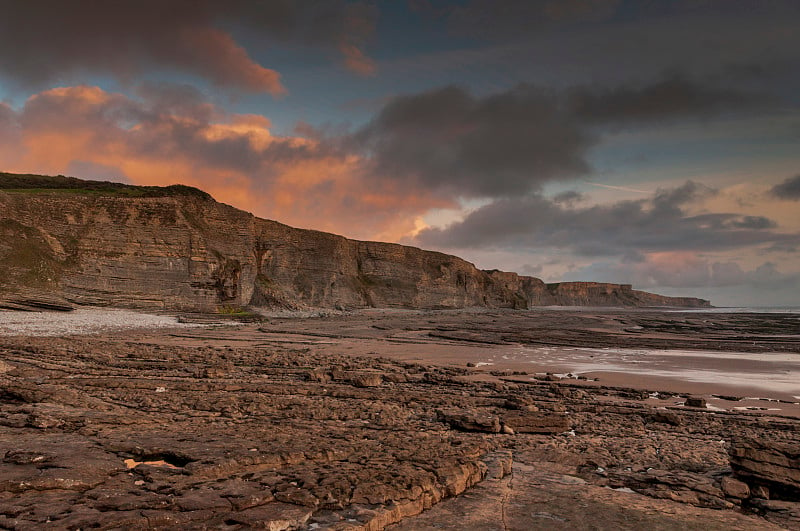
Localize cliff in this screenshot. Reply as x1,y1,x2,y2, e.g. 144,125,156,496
0,173,711,312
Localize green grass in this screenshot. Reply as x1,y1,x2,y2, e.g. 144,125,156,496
0,172,213,200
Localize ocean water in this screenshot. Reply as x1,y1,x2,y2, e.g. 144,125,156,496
664,306,800,314
499,344,800,396
533,306,800,314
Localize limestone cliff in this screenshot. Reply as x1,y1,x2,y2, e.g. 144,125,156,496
0,173,711,311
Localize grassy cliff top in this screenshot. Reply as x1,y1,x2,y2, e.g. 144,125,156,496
0,172,213,200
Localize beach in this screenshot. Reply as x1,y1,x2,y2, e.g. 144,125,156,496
1,306,798,528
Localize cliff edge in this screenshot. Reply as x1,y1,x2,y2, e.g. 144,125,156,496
0,173,711,312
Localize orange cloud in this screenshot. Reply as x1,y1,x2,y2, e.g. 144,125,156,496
0,85,445,243
340,43,377,76
179,27,285,95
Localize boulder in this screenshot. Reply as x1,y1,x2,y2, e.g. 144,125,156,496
647,410,682,426
500,410,570,434
720,476,750,499
347,372,383,388
684,397,706,408
437,409,501,433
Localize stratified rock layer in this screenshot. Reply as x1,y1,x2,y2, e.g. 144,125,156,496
729,438,800,499
0,174,711,312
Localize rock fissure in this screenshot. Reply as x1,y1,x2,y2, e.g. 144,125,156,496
500,457,514,531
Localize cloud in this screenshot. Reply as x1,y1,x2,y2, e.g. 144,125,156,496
348,77,769,199
65,161,131,184
0,102,21,164
337,2,378,75
0,78,789,250
0,102,17,140
17,85,330,176
0,84,443,242
519,263,543,275
339,43,377,76
438,0,622,38
770,174,800,200
567,254,800,291
728,216,777,230
552,190,585,205
416,181,798,256
0,1,378,92
405,0,800,105
350,85,592,197
567,75,770,125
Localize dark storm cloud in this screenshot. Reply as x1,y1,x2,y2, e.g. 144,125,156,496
350,85,591,197
650,181,714,214
552,190,585,205
416,181,796,255
410,0,800,104
437,0,799,40
0,0,376,92
430,0,622,38
770,175,800,200
350,78,767,198
567,76,769,125
728,216,778,230
134,83,218,123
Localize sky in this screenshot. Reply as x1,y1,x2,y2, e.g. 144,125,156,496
0,0,798,306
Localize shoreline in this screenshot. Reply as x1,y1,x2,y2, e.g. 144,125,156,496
2,306,798,415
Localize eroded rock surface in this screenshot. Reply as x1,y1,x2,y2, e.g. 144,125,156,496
0,336,507,529
1,320,798,529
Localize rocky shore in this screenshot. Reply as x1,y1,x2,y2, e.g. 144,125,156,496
0,308,798,529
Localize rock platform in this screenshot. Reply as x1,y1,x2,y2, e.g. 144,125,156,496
1,319,798,529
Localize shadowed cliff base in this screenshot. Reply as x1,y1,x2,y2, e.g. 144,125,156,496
0,172,710,313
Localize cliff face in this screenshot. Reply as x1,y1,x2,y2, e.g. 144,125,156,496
0,177,711,311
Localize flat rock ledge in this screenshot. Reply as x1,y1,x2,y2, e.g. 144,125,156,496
0,289,74,312
0,335,798,529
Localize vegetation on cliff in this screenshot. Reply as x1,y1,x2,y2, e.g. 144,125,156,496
0,172,212,200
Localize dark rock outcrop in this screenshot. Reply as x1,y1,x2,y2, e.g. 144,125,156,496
729,438,800,500
0,172,711,312
499,410,571,434
437,409,502,433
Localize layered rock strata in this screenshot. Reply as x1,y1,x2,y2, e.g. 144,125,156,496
729,438,800,500
0,174,711,312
